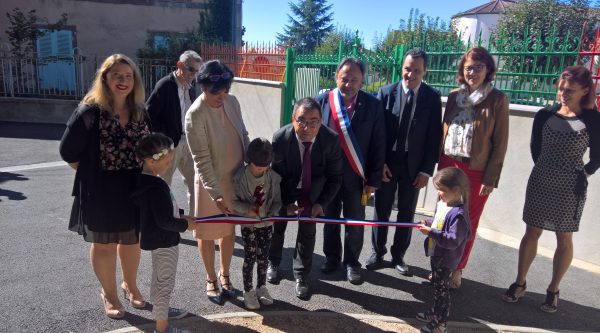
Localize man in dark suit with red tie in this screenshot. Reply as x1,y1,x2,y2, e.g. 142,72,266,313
314,58,386,284
267,97,343,299
366,48,443,275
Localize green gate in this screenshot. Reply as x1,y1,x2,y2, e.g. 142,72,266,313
283,26,582,124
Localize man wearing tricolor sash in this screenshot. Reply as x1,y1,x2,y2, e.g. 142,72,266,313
315,57,386,284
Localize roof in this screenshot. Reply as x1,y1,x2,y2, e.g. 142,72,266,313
452,0,519,18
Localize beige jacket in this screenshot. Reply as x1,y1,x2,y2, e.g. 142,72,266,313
442,88,509,187
185,94,250,199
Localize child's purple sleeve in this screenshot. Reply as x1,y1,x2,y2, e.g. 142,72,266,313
428,211,468,250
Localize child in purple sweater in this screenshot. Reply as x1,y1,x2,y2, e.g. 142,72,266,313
417,167,472,333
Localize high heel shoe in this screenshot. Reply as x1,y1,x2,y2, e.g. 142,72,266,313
101,292,125,319
219,273,236,298
206,279,224,305
121,283,146,309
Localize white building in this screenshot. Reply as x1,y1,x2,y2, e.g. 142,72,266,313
452,0,518,45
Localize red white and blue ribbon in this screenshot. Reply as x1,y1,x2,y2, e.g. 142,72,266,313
328,88,365,180
195,214,421,228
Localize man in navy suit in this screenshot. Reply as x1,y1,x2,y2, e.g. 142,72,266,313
366,48,443,275
314,58,386,284
267,97,343,299
146,50,202,214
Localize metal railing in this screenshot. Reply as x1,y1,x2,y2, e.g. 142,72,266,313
0,52,177,100
283,26,584,121
200,42,286,82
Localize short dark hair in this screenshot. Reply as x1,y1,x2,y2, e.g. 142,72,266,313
404,48,428,68
559,66,596,109
135,132,173,160
197,59,234,94
293,97,322,118
247,137,273,167
336,57,366,77
457,47,496,85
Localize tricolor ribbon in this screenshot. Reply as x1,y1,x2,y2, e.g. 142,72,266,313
329,88,366,180
195,214,422,228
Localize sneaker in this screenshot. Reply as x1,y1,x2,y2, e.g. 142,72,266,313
420,319,447,333
243,289,260,310
167,307,188,320
256,285,274,305
416,309,437,323
154,324,190,333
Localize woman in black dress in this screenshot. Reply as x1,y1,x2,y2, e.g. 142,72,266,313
60,54,150,318
503,66,600,313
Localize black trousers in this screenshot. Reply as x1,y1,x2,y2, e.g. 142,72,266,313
323,173,365,268
372,153,420,263
269,219,316,279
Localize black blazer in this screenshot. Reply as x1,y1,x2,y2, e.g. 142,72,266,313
377,81,442,180
131,174,188,251
314,90,386,188
272,123,343,209
146,72,198,146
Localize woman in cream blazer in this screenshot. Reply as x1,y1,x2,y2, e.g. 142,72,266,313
185,60,250,305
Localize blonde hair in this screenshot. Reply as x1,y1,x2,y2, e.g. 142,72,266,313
81,54,146,122
433,167,470,207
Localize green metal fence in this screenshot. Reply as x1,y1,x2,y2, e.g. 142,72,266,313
283,27,582,124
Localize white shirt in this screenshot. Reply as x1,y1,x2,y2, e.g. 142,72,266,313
393,81,421,152
174,71,192,131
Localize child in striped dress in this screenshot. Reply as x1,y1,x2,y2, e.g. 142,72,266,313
132,133,195,333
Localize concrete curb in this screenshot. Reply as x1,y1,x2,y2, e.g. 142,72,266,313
103,311,596,333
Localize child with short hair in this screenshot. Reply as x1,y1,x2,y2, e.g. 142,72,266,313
232,137,282,310
417,167,472,333
132,133,195,333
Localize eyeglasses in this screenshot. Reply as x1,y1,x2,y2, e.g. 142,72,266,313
294,117,321,128
208,72,232,82
464,65,486,73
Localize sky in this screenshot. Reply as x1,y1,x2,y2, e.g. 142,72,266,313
242,0,483,48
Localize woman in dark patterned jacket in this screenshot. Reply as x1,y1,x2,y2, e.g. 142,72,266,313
59,54,150,319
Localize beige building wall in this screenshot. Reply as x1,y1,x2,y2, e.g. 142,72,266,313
0,0,242,59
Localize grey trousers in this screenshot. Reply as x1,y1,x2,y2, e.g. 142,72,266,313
160,134,195,214
151,245,179,321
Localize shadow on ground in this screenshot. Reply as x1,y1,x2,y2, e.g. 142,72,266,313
0,121,65,140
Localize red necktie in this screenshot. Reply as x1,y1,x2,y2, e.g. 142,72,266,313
300,141,312,215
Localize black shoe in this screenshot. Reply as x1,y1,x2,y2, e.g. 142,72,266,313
365,253,385,270
295,278,310,299
320,260,340,274
346,267,363,285
393,259,410,276
266,263,279,284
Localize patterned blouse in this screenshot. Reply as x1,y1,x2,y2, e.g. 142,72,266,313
99,110,149,171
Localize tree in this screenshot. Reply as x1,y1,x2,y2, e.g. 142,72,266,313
374,9,456,51
276,0,334,53
492,0,594,88
5,7,67,57
314,26,362,55
136,0,242,61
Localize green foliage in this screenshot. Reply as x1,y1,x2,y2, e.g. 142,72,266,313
374,9,455,52
136,0,237,61
277,0,334,53
5,7,68,56
314,26,362,55
492,0,593,91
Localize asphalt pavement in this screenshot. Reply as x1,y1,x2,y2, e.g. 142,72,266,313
1,121,599,333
